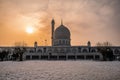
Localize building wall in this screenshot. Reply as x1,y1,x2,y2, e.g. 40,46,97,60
23,46,103,60
0,46,120,60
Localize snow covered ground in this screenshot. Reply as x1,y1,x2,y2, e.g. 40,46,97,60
0,61,120,80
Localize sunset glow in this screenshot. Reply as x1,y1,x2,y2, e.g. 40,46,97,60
26,26,34,34
0,0,120,46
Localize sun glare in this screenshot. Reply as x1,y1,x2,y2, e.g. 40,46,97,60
26,26,34,34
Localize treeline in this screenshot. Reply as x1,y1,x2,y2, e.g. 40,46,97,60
0,47,26,61
0,50,9,61
97,47,114,61
96,42,117,61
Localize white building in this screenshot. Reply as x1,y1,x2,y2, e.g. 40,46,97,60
0,19,120,60
22,19,109,60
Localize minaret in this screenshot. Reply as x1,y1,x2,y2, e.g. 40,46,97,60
87,41,91,47
61,19,63,25
34,41,38,48
34,41,37,52
87,41,91,52
51,19,55,46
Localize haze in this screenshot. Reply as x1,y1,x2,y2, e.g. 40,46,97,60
0,0,120,46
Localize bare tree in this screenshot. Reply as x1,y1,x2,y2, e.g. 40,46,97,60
96,42,114,61
14,41,27,47
96,41,112,46
96,42,102,46
0,50,9,61
13,41,27,61
103,42,112,46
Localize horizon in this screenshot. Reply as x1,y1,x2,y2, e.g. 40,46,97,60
0,0,120,46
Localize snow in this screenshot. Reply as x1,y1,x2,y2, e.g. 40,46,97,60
0,61,120,80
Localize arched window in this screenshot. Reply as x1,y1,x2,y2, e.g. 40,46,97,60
114,49,120,54
47,49,52,53
82,48,88,53
91,49,96,53
29,49,34,53
37,49,42,53
78,47,81,53
43,47,46,53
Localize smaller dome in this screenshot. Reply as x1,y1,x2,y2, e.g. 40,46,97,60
54,24,70,39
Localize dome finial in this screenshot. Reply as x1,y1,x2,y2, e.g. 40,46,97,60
52,18,55,23
61,19,63,25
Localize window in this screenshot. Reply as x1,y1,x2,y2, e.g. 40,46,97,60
32,55,39,60
43,48,46,53
82,48,88,53
37,49,42,53
91,49,96,53
78,47,81,53
114,49,120,54
29,50,34,53
63,40,65,44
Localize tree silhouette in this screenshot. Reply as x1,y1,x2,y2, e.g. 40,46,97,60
12,47,26,61
12,41,27,61
96,42,114,61
96,42,112,46
0,50,9,61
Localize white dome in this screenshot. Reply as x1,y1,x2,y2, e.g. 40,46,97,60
54,24,70,39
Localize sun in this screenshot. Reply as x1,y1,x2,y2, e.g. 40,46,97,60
26,26,34,34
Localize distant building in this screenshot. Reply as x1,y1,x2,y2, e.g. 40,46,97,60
0,19,120,60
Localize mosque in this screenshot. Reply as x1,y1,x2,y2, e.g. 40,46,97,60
0,19,120,60
22,19,120,60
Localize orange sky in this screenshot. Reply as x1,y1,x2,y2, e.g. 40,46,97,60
0,0,120,46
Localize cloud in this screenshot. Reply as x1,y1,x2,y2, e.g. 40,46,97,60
0,0,120,46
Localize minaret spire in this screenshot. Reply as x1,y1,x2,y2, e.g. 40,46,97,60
51,18,55,46
61,19,63,25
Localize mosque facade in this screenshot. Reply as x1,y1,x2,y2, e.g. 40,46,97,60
22,19,120,60
0,19,120,60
